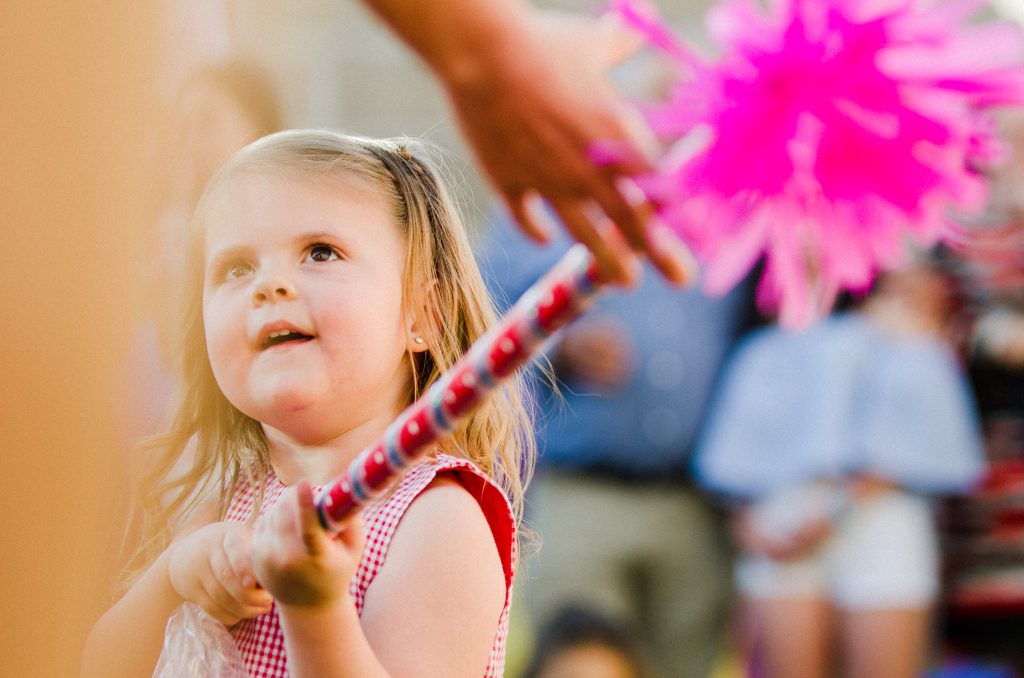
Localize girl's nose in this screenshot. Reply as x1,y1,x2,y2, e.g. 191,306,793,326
252,273,297,305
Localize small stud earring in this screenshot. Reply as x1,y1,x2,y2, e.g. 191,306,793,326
414,335,425,345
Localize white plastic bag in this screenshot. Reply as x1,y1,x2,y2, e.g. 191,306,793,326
153,603,248,677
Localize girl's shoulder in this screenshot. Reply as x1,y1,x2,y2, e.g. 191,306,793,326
383,453,513,525
353,451,516,608
355,452,515,675
365,452,515,569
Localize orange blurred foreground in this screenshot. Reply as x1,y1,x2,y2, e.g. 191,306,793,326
0,3,162,676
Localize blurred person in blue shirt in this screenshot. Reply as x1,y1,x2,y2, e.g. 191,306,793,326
694,254,986,678
479,213,754,678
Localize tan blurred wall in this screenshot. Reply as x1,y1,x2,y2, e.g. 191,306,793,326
0,4,161,676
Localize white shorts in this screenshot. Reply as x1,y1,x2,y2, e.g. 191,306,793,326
736,490,939,609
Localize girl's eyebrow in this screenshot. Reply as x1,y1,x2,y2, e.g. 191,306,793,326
296,229,355,256
296,229,348,244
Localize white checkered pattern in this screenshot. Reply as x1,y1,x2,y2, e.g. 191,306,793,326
223,452,515,677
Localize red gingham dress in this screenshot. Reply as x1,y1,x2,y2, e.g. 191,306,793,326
224,452,516,677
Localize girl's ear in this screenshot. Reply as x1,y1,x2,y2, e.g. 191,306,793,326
405,278,439,354
407,332,428,353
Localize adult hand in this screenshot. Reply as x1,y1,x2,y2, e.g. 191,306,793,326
167,521,274,626
361,0,696,287
441,10,694,287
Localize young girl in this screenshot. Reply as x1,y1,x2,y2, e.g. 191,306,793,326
83,130,535,677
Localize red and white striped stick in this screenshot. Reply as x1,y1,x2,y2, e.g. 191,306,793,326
316,244,607,533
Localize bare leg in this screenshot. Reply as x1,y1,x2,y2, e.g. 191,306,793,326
748,597,832,678
839,607,931,678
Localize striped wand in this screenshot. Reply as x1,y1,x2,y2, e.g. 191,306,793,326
316,244,607,533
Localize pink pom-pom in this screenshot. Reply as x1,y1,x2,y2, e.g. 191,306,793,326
613,0,1024,326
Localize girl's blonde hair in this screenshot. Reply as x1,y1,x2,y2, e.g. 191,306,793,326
129,130,535,580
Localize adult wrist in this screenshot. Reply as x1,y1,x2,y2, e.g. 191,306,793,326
426,3,536,91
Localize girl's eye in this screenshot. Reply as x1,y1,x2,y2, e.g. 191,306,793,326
307,243,340,263
225,261,254,280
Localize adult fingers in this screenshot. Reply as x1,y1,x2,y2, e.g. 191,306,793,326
506,191,552,244
588,173,696,287
603,96,660,171
592,12,647,69
647,220,699,287
550,197,639,287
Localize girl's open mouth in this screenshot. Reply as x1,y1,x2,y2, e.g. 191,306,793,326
261,330,314,350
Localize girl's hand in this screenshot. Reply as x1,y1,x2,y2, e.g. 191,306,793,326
251,481,365,610
167,521,274,626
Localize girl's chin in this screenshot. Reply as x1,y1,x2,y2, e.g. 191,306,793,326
266,392,321,415
257,410,336,445
243,389,323,422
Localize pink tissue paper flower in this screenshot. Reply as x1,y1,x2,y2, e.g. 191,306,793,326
610,0,1024,327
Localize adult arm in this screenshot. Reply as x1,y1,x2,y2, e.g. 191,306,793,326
360,0,693,286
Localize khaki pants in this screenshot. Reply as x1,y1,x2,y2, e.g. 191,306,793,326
519,471,735,678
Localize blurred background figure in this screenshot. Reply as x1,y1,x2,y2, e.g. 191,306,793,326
695,254,987,678
481,211,755,678
118,60,282,449
523,604,651,678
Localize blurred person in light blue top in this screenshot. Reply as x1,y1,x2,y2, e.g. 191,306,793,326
693,254,986,678
695,314,984,497
479,212,754,678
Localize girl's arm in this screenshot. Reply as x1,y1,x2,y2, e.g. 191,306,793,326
359,476,505,676
80,549,186,677
81,497,271,677
256,477,505,677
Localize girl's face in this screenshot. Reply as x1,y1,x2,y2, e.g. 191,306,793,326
201,170,414,444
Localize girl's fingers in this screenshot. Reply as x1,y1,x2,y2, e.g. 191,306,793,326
219,528,272,607
255,483,326,558
222,527,260,589
212,566,271,617
195,561,246,625
337,512,364,554
294,481,326,556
